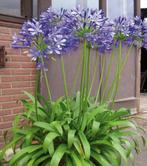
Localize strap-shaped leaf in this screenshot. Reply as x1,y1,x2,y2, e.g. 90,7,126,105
111,141,127,163
92,121,100,136
24,91,42,107
70,152,82,166
109,121,136,130
43,132,59,152
80,113,89,131
34,122,55,132
8,145,42,166
50,144,68,166
78,131,90,159
68,130,76,148
33,155,49,166
73,138,84,156
91,151,111,166
17,154,32,166
50,121,63,136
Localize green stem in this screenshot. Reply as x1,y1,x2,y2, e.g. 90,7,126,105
88,52,99,98
35,69,40,120
41,56,52,101
110,42,122,104
61,56,69,99
80,41,87,111
101,45,115,103
71,56,82,95
85,47,91,103
112,43,134,105
95,55,106,104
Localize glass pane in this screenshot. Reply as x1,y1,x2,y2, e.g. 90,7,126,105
33,0,38,17
52,0,77,9
141,0,147,8
0,0,21,16
52,0,99,9
87,0,99,9
107,0,134,19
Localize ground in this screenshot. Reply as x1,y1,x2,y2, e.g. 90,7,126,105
135,94,147,166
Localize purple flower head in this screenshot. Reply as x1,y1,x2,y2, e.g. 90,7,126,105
62,7,107,39
113,16,143,47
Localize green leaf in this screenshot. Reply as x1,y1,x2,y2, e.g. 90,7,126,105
91,121,100,136
33,155,49,166
73,138,84,156
50,144,68,166
43,132,59,153
80,113,89,131
68,130,76,148
17,154,32,166
78,131,90,159
24,91,42,107
27,158,36,166
34,122,54,132
70,152,82,166
50,121,63,136
111,141,127,162
109,121,137,130
91,151,111,166
8,145,42,166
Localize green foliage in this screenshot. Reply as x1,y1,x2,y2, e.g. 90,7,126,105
0,92,145,166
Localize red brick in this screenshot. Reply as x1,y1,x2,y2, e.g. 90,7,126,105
0,34,12,41
0,122,12,129
0,25,36,148
3,115,17,121
8,55,32,62
6,48,21,55
0,27,11,34
0,41,10,47
2,87,35,95
12,82,31,88
5,62,22,68
0,95,25,102
2,102,21,109
0,83,11,89
1,76,35,82
0,110,12,116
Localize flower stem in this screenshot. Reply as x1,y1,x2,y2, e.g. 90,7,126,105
35,69,40,120
85,47,91,103
71,56,82,95
80,41,87,111
61,56,69,99
88,51,98,98
101,45,115,103
111,42,122,105
111,43,134,105
41,56,52,101
95,55,106,104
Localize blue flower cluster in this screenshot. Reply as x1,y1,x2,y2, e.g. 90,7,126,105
12,6,147,67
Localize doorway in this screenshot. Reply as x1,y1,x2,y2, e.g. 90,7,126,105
141,8,147,93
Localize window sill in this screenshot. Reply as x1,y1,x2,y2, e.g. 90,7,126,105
0,14,26,28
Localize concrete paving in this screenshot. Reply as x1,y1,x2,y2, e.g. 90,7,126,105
134,115,147,166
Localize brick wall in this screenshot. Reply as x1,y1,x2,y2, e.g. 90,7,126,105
0,24,36,148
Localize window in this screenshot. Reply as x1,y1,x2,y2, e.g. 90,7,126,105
107,0,134,19
141,0,147,9
0,0,37,24
0,0,21,17
33,0,38,17
52,0,99,9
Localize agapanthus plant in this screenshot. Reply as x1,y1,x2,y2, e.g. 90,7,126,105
1,6,147,166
